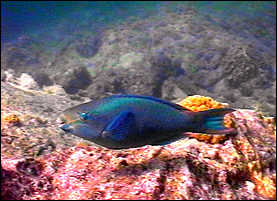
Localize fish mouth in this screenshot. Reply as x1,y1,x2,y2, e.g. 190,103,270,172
57,117,65,125
57,115,74,133
60,124,74,133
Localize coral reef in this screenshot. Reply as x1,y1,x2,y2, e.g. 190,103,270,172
1,87,276,199
75,33,103,58
54,65,93,94
17,73,40,90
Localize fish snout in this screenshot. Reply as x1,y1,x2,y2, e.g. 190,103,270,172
60,124,74,133
57,117,65,125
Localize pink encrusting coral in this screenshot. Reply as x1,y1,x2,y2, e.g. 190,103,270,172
1,156,53,200
42,145,166,200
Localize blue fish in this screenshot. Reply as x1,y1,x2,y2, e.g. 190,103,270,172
59,94,236,149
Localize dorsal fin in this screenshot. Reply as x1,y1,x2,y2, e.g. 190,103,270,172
108,94,190,111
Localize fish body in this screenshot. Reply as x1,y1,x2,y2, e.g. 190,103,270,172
59,94,236,149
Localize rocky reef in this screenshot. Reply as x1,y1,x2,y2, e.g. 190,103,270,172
1,4,275,116
1,81,276,200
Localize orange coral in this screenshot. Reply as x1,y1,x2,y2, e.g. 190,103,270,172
223,115,235,128
178,95,235,128
177,95,234,144
185,133,227,144
248,162,276,199
177,95,226,112
2,114,21,127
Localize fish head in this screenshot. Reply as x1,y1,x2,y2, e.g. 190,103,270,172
60,119,127,149
57,101,114,147
57,100,100,124
60,119,102,141
57,109,86,125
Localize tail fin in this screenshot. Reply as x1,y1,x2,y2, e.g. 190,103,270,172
189,108,236,135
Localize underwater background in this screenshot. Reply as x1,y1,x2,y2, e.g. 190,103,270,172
2,2,276,47
2,1,276,116
1,1,276,200
1,1,276,115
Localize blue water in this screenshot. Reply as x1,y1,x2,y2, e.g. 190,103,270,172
2,1,276,47
1,1,162,43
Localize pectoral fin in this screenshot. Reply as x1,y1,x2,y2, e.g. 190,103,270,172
103,110,136,141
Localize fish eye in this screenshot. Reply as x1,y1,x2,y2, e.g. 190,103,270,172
79,112,89,120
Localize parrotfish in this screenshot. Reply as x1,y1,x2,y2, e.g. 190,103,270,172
59,94,236,149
